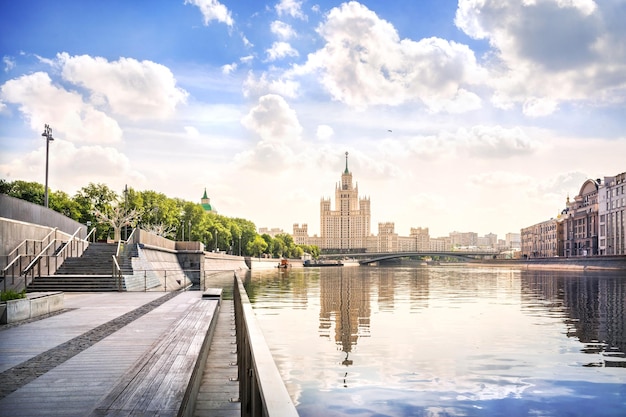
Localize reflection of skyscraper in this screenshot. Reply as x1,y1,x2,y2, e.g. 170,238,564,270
377,268,395,311
319,268,371,364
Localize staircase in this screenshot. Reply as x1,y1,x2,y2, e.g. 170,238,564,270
27,243,133,292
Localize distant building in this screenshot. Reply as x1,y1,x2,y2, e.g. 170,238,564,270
521,218,560,258
201,188,215,213
598,172,626,255
258,227,284,237
559,179,601,256
319,152,371,252
505,233,521,249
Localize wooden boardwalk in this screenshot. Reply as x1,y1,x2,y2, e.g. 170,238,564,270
194,299,241,417
0,291,241,417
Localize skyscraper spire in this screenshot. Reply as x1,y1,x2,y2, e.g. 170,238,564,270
344,151,349,174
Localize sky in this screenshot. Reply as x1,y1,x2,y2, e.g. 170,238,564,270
1,0,625,239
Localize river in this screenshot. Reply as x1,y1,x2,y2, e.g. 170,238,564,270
243,265,626,417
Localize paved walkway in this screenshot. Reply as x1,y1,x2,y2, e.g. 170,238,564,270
0,290,238,417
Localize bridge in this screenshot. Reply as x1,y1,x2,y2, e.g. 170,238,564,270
320,250,499,265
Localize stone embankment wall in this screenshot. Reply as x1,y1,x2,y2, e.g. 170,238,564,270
480,256,626,271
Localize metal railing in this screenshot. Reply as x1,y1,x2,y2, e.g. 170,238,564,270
233,273,299,417
2,227,92,291
22,227,89,279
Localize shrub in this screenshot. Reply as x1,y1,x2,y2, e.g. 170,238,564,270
1,289,26,302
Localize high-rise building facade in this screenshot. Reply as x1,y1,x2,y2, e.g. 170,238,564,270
319,152,371,252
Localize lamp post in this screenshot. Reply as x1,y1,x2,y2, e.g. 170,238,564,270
41,124,54,208
214,229,218,253
239,233,242,256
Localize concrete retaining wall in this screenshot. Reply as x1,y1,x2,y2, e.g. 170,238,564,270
1,292,64,324
0,194,86,237
0,218,75,270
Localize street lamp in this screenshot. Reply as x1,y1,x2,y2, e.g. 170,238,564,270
41,124,54,208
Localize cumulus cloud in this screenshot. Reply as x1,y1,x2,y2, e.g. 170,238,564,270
266,42,299,62
58,53,188,120
316,124,334,141
241,94,302,143
0,71,123,144
275,0,306,20
455,0,626,112
296,2,485,111
0,139,143,193
243,72,299,99
271,20,296,40
185,0,233,26
407,125,538,160
459,125,538,158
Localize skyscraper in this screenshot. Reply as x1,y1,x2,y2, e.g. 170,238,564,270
319,152,371,252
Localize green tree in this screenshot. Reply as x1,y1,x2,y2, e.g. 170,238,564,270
49,190,81,220
0,180,45,205
247,235,268,258
73,183,118,240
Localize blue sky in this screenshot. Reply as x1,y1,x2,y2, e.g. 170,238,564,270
1,0,625,239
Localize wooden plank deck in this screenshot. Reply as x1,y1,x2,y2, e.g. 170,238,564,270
193,299,241,417
90,298,219,417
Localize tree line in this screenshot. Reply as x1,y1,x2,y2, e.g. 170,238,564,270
0,179,320,259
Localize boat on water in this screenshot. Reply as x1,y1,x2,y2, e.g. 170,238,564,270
303,259,343,267
277,259,291,268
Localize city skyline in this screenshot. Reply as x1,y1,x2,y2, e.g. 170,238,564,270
1,1,625,239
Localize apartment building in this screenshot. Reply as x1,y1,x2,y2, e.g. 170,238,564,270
521,218,561,258
599,172,626,255
559,179,600,256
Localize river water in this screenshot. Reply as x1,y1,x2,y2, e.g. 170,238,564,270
244,266,626,417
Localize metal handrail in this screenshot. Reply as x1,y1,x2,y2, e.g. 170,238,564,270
54,227,85,259
21,239,58,276
112,255,123,291
85,227,97,242
233,273,299,417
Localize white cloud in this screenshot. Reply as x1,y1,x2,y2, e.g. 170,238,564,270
455,0,626,113
316,124,334,141
243,72,300,99
297,2,485,111
221,63,237,74
459,125,539,159
522,97,559,117
0,71,123,144
241,94,302,143
184,126,200,137
0,139,143,194
271,20,296,40
58,53,188,120
3,56,15,72
266,41,299,62
275,0,306,20
185,0,233,26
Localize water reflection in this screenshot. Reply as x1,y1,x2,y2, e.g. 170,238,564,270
248,267,626,416
521,270,626,367
319,268,371,368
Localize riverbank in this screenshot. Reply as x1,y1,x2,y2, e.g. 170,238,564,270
470,255,626,271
